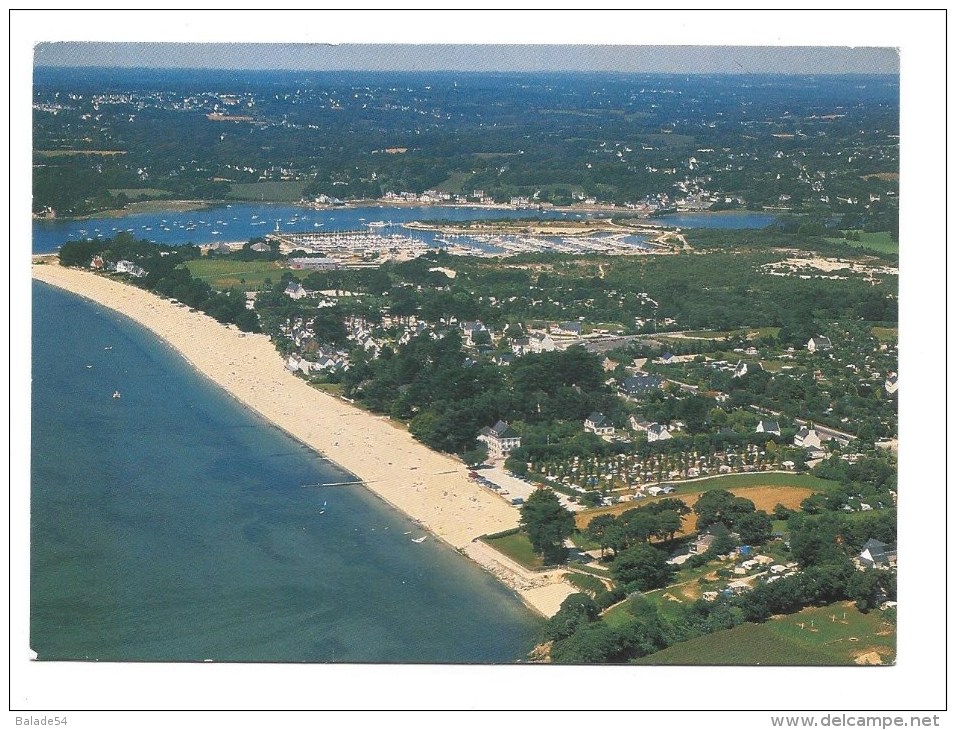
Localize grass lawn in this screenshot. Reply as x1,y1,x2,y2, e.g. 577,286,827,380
183,259,284,290
602,601,637,629
310,382,344,396
481,532,545,570
109,188,172,199
826,231,898,255
663,326,780,341
634,602,895,665
225,181,309,202
662,472,834,492
434,171,472,194
871,326,898,343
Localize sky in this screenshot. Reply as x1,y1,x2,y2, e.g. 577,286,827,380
33,41,899,75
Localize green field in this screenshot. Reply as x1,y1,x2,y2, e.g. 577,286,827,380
108,188,172,199
183,259,284,290
826,231,899,255
634,602,895,665
662,326,780,340
659,472,835,493
871,326,898,343
225,181,310,202
481,532,544,570
435,171,473,194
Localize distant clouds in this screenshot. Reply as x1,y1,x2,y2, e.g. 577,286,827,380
33,42,899,75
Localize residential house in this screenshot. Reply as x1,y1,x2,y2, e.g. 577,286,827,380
618,373,664,398
528,332,557,353
510,337,531,356
857,538,897,569
461,320,490,345
250,242,271,253
807,336,833,353
210,241,233,255
584,412,615,437
885,373,898,394
793,426,823,449
689,533,716,554
284,281,308,300
553,321,583,337
477,421,522,461
756,420,781,436
114,260,147,278
646,423,672,442
285,354,317,375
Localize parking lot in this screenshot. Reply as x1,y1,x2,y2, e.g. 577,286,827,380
469,465,585,511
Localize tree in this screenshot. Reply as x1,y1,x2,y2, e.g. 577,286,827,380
549,622,623,664
461,446,487,467
610,543,674,592
544,593,599,642
693,489,756,530
584,514,629,558
312,308,348,345
519,488,576,564
736,510,774,545
619,508,657,545
653,510,684,542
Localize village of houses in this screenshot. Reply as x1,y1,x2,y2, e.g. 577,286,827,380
79,238,899,615
275,267,897,509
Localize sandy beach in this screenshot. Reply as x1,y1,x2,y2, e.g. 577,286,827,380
31,261,574,617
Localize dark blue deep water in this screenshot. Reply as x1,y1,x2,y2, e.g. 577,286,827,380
30,282,542,663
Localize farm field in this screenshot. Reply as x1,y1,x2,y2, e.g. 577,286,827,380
582,485,814,534
634,602,896,665
575,473,833,531
183,259,284,290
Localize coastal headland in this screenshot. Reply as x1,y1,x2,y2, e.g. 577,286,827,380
31,261,575,618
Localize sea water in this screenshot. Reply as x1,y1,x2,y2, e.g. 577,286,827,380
31,202,773,253
30,282,542,663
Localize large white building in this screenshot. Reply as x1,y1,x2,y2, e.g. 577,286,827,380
477,421,522,460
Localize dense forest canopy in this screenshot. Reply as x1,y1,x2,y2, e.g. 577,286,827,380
34,68,897,228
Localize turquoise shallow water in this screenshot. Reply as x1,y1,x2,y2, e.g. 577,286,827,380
30,282,542,663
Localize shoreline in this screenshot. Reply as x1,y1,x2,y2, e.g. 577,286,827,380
36,196,764,224
30,261,575,618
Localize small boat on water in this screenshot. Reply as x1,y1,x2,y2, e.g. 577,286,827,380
411,536,426,544
318,501,327,515
112,391,122,399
